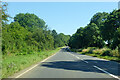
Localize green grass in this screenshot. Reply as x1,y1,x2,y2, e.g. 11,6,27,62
71,47,120,63
2,47,61,78
79,52,120,62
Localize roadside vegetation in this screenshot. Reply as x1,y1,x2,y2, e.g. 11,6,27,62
1,2,120,78
2,47,61,78
69,9,120,61
71,47,120,62
2,3,70,78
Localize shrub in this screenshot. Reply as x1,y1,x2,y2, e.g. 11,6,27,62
82,49,89,53
87,47,97,54
93,49,103,54
101,50,112,56
112,49,119,57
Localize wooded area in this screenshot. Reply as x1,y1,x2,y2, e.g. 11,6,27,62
2,3,70,55
1,2,120,78
68,9,120,57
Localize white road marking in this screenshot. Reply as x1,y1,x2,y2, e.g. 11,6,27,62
83,60,88,63
81,59,83,60
80,59,88,63
69,52,119,79
15,64,38,78
93,65,120,80
15,52,58,78
76,56,80,59
69,53,88,64
69,53,76,57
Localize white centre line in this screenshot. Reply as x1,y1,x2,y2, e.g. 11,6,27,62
69,53,88,64
76,56,80,59
80,59,89,63
69,53,119,80
93,65,120,80
83,60,89,63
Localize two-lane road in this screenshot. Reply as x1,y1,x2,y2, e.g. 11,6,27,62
10,48,120,80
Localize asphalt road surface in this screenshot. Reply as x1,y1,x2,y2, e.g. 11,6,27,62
10,47,120,80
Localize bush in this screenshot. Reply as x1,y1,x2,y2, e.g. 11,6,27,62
82,47,97,54
82,49,89,53
93,49,103,54
101,50,112,56
77,49,83,52
81,47,119,57
111,49,119,57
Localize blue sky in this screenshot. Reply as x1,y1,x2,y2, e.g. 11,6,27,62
7,2,118,35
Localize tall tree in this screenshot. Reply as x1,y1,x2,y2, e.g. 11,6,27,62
14,13,47,31
101,9,120,47
90,12,109,28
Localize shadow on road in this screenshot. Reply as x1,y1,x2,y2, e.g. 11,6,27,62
41,59,120,77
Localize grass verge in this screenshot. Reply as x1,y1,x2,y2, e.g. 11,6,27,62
2,47,61,78
70,47,120,63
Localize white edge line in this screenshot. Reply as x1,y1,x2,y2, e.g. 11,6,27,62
93,65,120,80
15,52,58,78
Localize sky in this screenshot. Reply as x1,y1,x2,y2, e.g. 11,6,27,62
7,2,118,35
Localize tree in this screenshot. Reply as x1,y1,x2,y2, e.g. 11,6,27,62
2,2,9,23
51,30,70,48
52,29,57,38
101,9,120,47
90,12,109,28
14,13,47,31
2,22,28,54
69,23,104,49
69,27,85,49
84,23,104,48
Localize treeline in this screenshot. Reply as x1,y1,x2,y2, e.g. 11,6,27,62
2,3,70,55
68,9,120,56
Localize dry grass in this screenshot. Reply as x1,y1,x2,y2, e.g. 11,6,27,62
72,47,120,62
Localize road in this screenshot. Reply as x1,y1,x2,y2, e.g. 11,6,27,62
10,47,120,80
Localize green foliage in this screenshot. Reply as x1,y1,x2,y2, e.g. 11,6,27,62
69,23,104,49
74,47,119,57
1,2,11,27
52,30,70,48
2,22,28,54
2,47,61,78
14,13,47,31
90,12,109,28
73,47,119,62
2,2,9,23
2,13,70,55
2,10,69,78
69,9,120,56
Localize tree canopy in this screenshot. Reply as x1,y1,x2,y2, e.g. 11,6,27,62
2,12,70,55
69,9,120,55
14,13,47,31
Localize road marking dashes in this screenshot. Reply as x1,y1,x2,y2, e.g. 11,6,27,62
80,59,88,63
69,53,88,64
76,56,80,59
93,65,120,80
69,53,119,79
83,60,88,63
